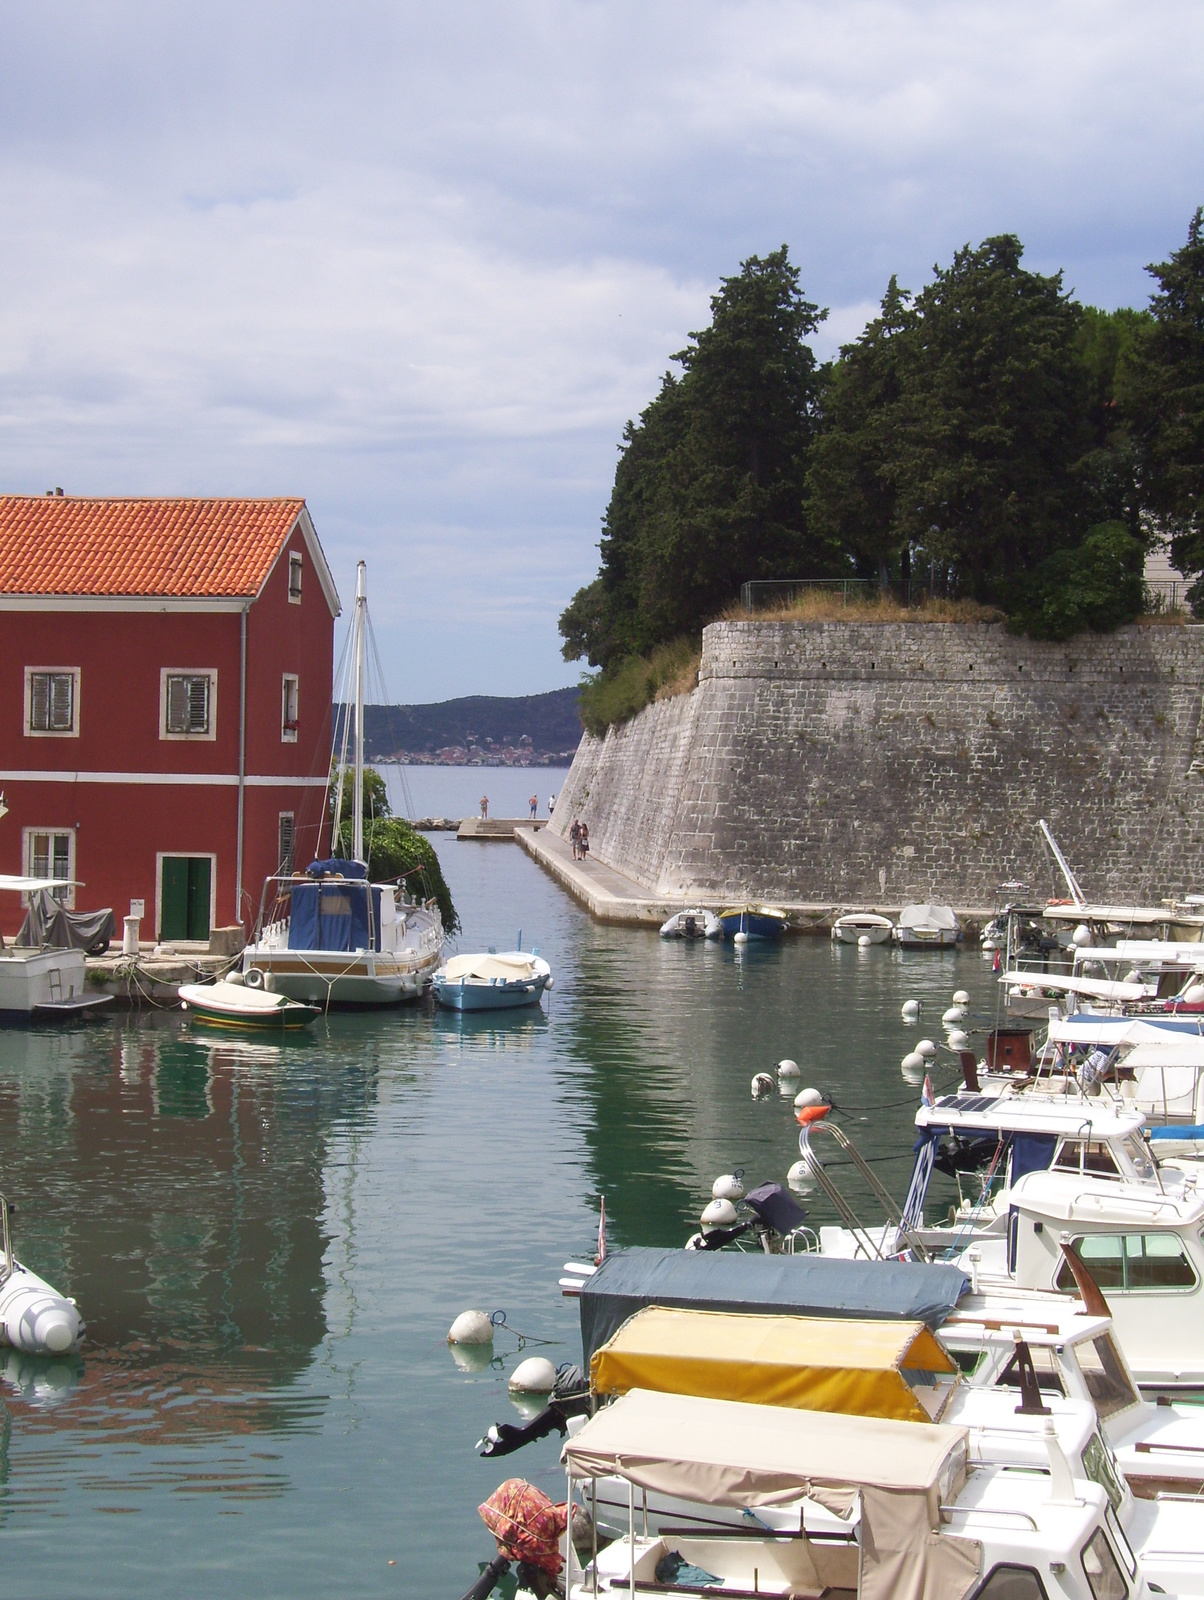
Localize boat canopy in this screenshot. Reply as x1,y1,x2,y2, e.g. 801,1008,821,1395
563,1388,978,1600
443,953,536,983
1043,902,1202,926
589,1306,957,1423
1001,970,1152,1002
288,878,382,952
1125,1038,1204,1070
1047,1016,1186,1046
898,903,958,931
0,875,75,893
578,1247,969,1363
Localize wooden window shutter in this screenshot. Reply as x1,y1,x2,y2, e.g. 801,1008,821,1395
30,673,49,730
188,675,209,733
49,673,73,730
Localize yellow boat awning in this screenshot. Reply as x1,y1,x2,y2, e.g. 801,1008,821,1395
589,1306,957,1425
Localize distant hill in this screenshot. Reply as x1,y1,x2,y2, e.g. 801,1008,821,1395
347,687,583,766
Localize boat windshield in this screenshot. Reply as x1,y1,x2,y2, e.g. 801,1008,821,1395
1121,1135,1157,1184
1053,1140,1121,1179
1077,1335,1139,1419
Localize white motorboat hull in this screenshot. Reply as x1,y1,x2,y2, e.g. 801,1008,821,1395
894,929,960,948
0,948,98,1017
831,915,892,944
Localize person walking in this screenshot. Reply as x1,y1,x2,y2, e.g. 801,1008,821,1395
569,819,581,860
479,795,489,820
579,822,590,861
529,794,538,820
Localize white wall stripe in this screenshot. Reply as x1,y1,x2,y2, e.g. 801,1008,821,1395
0,770,328,787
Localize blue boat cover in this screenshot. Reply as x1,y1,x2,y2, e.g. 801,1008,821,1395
578,1247,970,1364
1149,1124,1204,1139
288,878,382,951
306,858,368,880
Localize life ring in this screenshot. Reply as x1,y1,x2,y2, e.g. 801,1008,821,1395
795,1104,831,1126
244,967,266,989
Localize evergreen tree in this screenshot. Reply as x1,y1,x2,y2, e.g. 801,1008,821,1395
805,276,913,584
1122,208,1204,604
889,235,1091,598
560,247,829,664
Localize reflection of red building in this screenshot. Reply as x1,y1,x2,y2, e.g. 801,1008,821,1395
0,496,340,939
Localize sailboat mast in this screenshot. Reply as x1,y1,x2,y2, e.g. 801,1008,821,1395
353,561,366,865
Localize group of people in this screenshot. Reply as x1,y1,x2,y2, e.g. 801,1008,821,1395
569,818,590,861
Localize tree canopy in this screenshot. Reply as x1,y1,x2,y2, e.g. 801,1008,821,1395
561,212,1204,718
330,766,459,934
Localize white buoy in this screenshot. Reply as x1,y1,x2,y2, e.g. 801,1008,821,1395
449,1342,495,1375
916,1038,937,1059
793,1087,823,1109
901,1000,921,1022
1072,924,1092,948
777,1058,801,1078
734,931,749,946
942,1006,966,1025
786,1159,814,1192
509,1356,558,1394
712,1173,745,1202
952,989,970,1005
947,1030,970,1050
700,1198,738,1230
447,1309,494,1346
858,935,872,947
751,1072,774,1097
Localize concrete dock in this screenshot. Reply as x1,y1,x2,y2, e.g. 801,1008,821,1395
456,817,547,840
86,942,237,1007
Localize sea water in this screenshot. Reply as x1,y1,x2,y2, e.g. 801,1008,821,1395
0,767,1005,1597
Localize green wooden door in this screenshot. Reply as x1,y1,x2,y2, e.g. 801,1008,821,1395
161,857,211,942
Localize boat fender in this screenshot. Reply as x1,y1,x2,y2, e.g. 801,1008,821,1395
794,1104,830,1126
901,999,921,1021
244,968,266,990
0,1282,81,1355
776,1058,800,1078
263,970,276,992
711,1172,745,1202
1072,923,1092,947
1185,984,1204,1006
916,1038,937,1058
226,970,246,986
700,1198,738,1230
508,1356,558,1394
750,1073,774,1097
448,1309,494,1346
858,935,871,947
942,1006,966,1025
544,975,553,990
793,1086,822,1108
952,989,970,1005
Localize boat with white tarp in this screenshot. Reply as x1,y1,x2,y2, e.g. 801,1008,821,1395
431,950,552,1012
893,903,961,948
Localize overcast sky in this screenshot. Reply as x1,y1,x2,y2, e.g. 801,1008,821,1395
1,3,1200,701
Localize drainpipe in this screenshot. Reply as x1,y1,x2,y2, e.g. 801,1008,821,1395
235,601,249,925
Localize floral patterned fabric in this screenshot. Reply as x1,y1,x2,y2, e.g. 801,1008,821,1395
478,1478,569,1576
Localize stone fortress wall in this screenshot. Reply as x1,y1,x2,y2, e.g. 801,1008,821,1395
551,620,1204,910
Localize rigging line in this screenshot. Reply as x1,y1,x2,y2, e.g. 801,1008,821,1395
365,608,416,822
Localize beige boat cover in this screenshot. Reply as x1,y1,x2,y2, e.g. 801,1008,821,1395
443,953,535,982
564,1388,980,1600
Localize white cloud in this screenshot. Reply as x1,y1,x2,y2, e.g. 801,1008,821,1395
0,1,1200,696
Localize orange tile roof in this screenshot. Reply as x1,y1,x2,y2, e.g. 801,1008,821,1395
0,496,307,597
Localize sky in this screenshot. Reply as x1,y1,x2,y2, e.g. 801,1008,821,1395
0,3,1201,702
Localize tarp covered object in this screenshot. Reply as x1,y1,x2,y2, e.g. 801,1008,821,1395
898,904,959,933
589,1307,956,1423
578,1247,969,1364
288,879,381,952
563,1389,980,1600
443,953,536,982
16,890,114,953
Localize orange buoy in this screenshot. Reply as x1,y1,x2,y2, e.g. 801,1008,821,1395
795,1104,830,1126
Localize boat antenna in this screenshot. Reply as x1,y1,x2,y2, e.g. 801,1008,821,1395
1038,820,1086,907
353,561,366,866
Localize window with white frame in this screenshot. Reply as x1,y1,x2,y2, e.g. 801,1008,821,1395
25,667,79,736
288,550,303,603
160,669,217,740
281,673,299,741
23,827,75,906
278,812,295,875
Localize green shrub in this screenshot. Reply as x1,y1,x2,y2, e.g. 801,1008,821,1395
331,766,459,934
577,637,701,735
1006,521,1144,641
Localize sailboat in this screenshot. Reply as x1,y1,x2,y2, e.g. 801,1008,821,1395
239,562,445,1007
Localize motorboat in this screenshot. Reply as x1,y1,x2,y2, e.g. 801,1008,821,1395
717,904,789,940
894,902,961,948
431,950,552,1013
240,564,445,1007
0,1196,83,1356
557,1385,1152,1600
658,909,722,939
178,978,321,1030
831,912,893,945
0,875,115,1021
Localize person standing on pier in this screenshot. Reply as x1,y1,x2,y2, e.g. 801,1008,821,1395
529,794,538,819
479,795,489,819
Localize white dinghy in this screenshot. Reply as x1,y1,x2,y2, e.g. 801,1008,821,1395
658,909,722,940
0,1197,82,1356
432,950,552,1013
832,912,893,945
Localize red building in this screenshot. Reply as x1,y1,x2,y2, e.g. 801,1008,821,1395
0,495,340,941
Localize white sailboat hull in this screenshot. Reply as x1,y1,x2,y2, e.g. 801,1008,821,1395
240,943,442,1006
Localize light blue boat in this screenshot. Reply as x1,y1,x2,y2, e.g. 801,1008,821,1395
431,949,553,1012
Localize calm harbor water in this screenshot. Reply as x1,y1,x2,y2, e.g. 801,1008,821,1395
0,767,1005,1598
